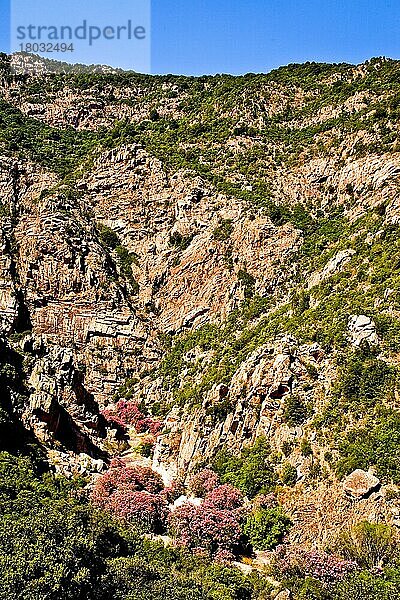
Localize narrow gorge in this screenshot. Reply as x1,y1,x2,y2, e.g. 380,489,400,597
1,53,400,599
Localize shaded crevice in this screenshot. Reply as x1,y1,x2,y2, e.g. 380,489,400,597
13,289,32,333
33,400,107,459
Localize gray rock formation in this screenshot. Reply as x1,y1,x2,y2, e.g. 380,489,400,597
348,315,378,347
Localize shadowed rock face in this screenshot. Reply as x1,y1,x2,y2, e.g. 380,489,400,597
1,56,400,547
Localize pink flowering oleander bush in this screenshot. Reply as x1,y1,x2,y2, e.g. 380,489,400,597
101,408,126,429
204,484,244,510
168,502,242,557
188,468,220,497
160,480,185,503
214,549,236,564
91,460,168,532
91,460,164,508
101,400,163,436
272,544,358,584
108,489,168,532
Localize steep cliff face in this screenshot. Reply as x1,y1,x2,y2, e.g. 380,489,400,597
1,54,400,549
84,145,301,331
0,157,148,444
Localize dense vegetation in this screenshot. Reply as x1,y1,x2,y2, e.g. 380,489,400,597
3,445,400,598
0,451,272,600
212,437,276,499
270,521,400,599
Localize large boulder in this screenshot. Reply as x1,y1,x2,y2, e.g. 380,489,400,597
343,469,380,499
348,315,378,347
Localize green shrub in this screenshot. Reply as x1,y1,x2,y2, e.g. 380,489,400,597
282,394,308,427
335,411,400,482
206,397,234,422
237,270,256,299
330,521,399,569
169,231,194,251
375,314,400,351
212,437,276,498
98,224,120,250
213,219,234,241
149,108,160,121
0,452,129,599
281,463,298,486
300,438,313,457
281,441,294,456
291,290,310,315
243,507,291,551
333,570,400,600
293,577,331,600
115,246,140,293
333,347,397,414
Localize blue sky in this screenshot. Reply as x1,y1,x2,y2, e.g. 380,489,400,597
9,0,151,72
1,0,400,74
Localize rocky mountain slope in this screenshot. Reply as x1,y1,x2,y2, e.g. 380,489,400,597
1,53,400,595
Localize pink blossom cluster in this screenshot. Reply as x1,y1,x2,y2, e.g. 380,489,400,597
108,489,168,530
101,399,163,436
203,483,244,510
272,544,358,583
168,501,242,556
214,549,236,564
188,467,220,497
92,463,272,559
91,460,167,532
160,479,185,504
168,483,245,557
92,458,164,502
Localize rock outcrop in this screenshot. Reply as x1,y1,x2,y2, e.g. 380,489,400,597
343,470,381,499
152,337,328,485
348,315,379,347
